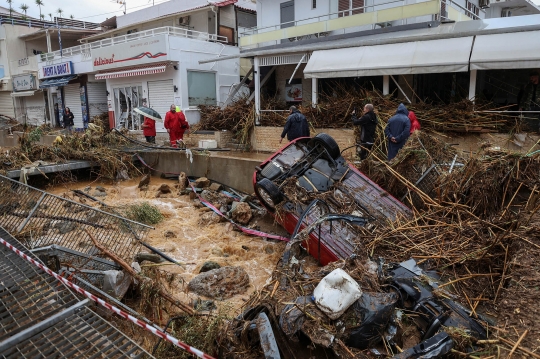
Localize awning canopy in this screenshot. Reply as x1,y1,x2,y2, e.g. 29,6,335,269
39,75,77,89
95,64,168,80
11,91,36,97
470,30,540,70
304,37,474,78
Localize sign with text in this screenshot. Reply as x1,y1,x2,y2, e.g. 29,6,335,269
12,74,37,92
40,61,74,79
18,57,29,67
92,34,168,71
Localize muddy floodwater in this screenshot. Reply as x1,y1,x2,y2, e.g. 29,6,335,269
50,176,289,311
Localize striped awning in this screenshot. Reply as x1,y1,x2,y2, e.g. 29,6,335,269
95,64,168,80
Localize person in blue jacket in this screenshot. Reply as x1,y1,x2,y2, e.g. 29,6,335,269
384,103,411,160
280,106,310,144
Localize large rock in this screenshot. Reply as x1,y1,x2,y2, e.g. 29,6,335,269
138,174,151,188
195,177,211,188
200,261,221,273
188,266,250,299
209,182,222,192
178,172,188,191
198,211,224,226
231,202,252,225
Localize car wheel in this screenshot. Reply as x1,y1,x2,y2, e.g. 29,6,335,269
256,178,283,210
310,133,340,159
260,161,282,180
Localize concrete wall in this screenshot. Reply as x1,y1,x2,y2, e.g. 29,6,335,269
251,126,540,157
138,150,260,193
117,0,210,28
252,126,357,157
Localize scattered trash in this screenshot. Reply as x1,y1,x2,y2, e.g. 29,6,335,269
103,270,132,299
313,268,362,320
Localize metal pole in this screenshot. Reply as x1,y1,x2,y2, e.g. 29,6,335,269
312,77,318,107
468,69,477,102
390,75,411,104
383,75,390,95
254,56,260,125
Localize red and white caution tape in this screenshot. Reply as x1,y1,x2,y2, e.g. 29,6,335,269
0,237,216,359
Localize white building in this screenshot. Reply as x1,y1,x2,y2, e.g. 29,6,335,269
34,0,256,132
0,14,98,125
198,0,540,123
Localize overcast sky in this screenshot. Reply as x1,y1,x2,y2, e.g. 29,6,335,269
17,0,540,23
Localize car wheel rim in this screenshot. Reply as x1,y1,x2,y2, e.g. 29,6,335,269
257,187,275,208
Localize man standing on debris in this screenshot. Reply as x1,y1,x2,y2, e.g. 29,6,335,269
280,106,310,144
351,104,378,160
519,71,540,130
164,104,189,148
63,107,74,133
408,111,421,134
384,103,411,160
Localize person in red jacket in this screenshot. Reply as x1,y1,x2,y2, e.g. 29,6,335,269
408,111,421,134
142,116,156,143
164,105,190,147
164,105,181,147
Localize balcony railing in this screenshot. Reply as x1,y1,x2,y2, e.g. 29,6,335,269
38,26,228,63
239,0,478,49
0,15,97,30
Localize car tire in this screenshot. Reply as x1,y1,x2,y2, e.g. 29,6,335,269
310,133,340,159
256,178,283,209
260,161,281,180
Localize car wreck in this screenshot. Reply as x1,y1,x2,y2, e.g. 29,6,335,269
236,134,491,358
253,133,411,265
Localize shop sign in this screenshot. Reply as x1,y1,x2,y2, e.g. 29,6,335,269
41,61,74,79
92,34,168,71
18,57,29,67
12,74,37,91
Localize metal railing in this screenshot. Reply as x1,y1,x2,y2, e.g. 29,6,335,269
0,15,98,30
0,227,152,358
0,174,151,264
38,26,228,62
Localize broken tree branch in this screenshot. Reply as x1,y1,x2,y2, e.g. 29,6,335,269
85,229,195,315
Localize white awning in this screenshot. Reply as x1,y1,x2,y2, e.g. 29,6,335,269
470,30,540,70
304,37,474,78
11,91,36,97
95,64,167,80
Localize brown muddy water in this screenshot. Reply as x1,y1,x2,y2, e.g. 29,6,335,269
49,176,291,311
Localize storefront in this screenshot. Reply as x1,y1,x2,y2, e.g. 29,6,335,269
38,61,90,130
11,73,48,126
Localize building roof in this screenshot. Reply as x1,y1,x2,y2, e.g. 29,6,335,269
82,0,256,42
18,27,101,41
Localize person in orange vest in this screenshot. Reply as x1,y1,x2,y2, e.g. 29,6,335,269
408,111,421,134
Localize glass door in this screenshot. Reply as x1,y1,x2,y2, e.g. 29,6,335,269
113,85,144,130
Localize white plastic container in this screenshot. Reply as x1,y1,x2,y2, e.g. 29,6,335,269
199,140,217,149
313,268,362,320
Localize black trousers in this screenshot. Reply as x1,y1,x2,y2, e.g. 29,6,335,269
145,136,156,144
357,143,373,160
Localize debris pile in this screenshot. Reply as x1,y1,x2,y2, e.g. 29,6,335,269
0,115,139,180
196,84,517,147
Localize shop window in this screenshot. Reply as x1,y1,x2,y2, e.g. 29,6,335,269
187,71,217,106
312,0,317,9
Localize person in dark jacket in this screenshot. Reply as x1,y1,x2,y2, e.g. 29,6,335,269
352,103,378,160
280,106,309,143
63,107,75,133
384,103,411,160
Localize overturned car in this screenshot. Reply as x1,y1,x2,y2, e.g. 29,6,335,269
253,133,411,265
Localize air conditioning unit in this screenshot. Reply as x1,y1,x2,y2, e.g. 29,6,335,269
179,16,190,26
479,0,490,8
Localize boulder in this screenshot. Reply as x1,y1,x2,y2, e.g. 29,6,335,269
158,184,172,194
231,202,252,225
138,174,151,188
188,266,250,299
195,177,211,188
198,211,224,226
178,172,188,191
199,261,221,273
209,182,223,192
164,230,176,238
